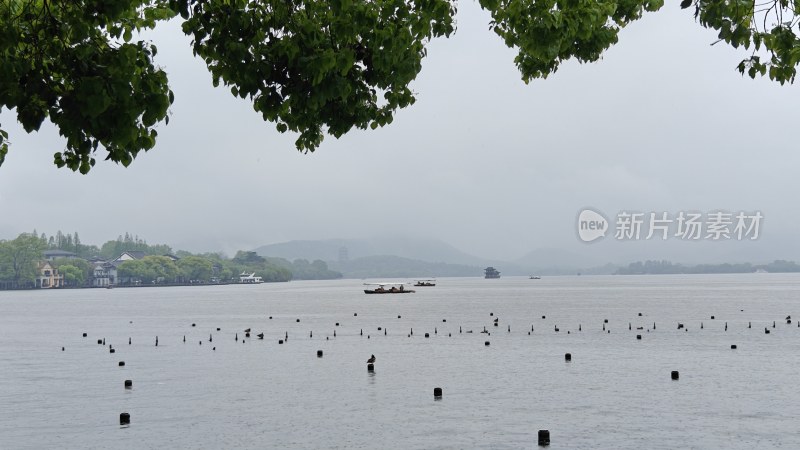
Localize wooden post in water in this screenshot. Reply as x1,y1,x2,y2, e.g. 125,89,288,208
538,430,550,446
434,387,442,398
120,412,130,425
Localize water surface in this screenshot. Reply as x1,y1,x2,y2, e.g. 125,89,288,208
1,274,798,449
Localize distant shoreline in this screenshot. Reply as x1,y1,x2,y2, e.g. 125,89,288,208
0,281,290,291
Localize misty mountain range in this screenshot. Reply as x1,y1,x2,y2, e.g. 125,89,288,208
253,237,608,278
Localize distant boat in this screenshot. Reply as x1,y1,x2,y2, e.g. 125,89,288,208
363,283,415,294
529,276,541,280
414,279,436,287
239,272,263,284
484,267,500,279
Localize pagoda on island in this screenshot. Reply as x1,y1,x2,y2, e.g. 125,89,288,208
484,267,500,279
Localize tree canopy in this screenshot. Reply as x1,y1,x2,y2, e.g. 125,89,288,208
2,0,798,173
0,233,45,288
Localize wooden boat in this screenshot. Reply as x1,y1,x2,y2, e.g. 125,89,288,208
363,283,415,294
414,279,436,287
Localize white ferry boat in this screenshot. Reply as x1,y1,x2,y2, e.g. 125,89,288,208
239,272,263,284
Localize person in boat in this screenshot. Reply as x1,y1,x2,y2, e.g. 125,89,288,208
390,286,398,292
399,285,404,292
367,354,376,364
375,286,385,292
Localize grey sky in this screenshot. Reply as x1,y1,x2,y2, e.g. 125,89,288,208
1,3,798,263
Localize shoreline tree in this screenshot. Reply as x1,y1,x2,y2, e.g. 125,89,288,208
2,1,798,172
0,233,46,288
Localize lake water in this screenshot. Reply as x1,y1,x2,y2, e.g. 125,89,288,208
1,274,799,449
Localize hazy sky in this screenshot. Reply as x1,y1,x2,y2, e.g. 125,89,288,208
1,3,798,263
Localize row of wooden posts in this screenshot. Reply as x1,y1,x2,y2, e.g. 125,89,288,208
73,310,795,445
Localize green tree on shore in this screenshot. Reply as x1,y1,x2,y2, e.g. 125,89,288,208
118,255,179,284
177,255,214,282
59,264,87,287
99,233,172,259
0,233,46,288
52,257,92,286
